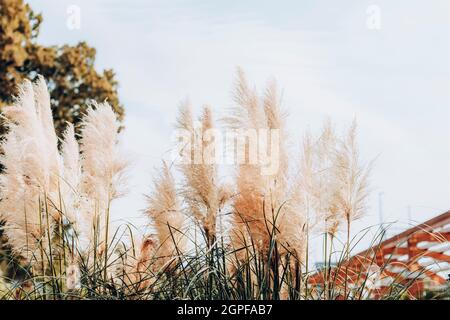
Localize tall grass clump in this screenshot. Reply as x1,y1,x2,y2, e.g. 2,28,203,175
145,161,185,270
0,71,437,300
0,77,127,299
176,103,230,249
0,78,61,275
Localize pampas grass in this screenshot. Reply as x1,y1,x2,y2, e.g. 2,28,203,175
335,120,371,231
227,69,287,258
176,103,230,248
225,69,309,282
77,101,128,286
78,102,127,245
145,161,185,270
117,235,158,294
60,123,81,228
0,77,127,297
0,72,434,301
0,77,61,270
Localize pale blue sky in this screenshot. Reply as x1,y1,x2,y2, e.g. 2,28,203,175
28,0,450,257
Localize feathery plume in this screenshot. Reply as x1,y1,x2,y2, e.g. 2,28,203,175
317,120,340,235
224,67,265,130
228,70,296,259
295,119,344,237
314,119,341,236
335,120,371,228
0,78,61,267
227,70,269,255
33,75,58,154
60,123,81,226
145,162,185,269
177,103,222,247
284,119,340,277
119,235,158,292
78,101,127,254
334,120,371,297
